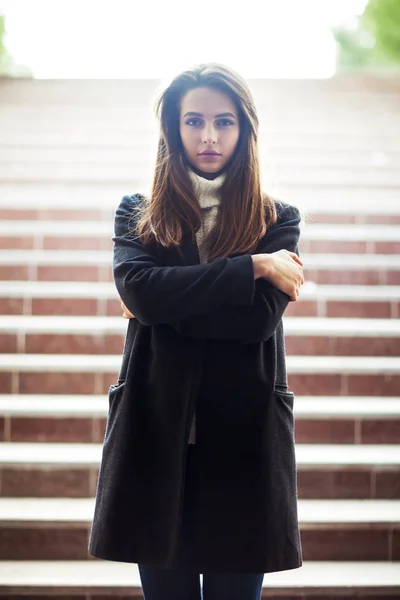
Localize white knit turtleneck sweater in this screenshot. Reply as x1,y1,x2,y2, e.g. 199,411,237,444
186,166,227,444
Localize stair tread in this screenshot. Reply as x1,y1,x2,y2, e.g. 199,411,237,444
0,280,115,297
0,497,399,524
1,280,400,301
1,249,399,268
1,185,400,213
0,353,399,373
294,397,400,418
0,315,399,336
1,220,400,241
0,394,399,419
0,560,399,591
0,442,399,467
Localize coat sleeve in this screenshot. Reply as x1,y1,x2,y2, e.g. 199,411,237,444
112,194,256,326
170,203,301,344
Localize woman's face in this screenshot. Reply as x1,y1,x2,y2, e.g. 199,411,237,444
179,86,240,177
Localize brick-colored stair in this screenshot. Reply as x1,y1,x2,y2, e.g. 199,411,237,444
0,75,399,598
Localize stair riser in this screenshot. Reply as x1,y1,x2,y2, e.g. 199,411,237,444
0,209,107,222
0,416,399,445
0,237,112,251
0,266,112,283
0,594,395,600
1,236,400,255
0,525,398,561
0,298,117,317
0,594,143,599
305,241,400,255
1,266,399,285
0,467,398,499
1,297,398,319
2,207,400,226
2,208,400,225
303,270,400,286
3,169,400,187
1,334,399,357
285,337,400,357
1,372,399,396
0,595,143,599
286,301,399,319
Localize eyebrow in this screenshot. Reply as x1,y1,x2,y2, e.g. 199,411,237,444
183,111,237,119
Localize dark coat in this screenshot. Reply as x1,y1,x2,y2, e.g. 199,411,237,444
88,194,303,574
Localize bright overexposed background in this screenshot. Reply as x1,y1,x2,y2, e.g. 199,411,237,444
1,0,368,78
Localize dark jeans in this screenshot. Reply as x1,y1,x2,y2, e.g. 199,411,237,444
138,564,264,600
138,445,265,600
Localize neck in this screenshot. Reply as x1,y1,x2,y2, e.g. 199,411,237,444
187,164,226,181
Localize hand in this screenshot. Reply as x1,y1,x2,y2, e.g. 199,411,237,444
120,299,135,319
252,250,305,301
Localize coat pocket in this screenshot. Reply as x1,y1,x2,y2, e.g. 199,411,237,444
273,387,295,444
273,386,295,410
104,381,126,444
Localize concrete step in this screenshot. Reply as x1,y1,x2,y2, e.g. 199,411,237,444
286,283,400,318
2,108,400,129
0,394,399,445
1,280,399,318
294,396,400,444
0,560,399,598
0,498,398,561
0,250,399,285
1,394,399,419
2,73,400,92
0,442,399,499
3,220,400,239
1,220,399,255
3,146,400,169
2,113,400,130
4,163,400,187
0,353,399,396
1,182,400,220
2,497,399,525
4,130,400,156
2,114,400,132
0,315,399,356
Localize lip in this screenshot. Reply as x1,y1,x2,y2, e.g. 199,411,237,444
198,154,221,161
198,150,221,156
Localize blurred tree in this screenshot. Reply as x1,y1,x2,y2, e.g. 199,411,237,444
0,14,7,60
332,0,400,69
363,0,400,62
0,12,13,75
0,12,32,77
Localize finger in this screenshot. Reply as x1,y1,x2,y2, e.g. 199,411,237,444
289,251,303,265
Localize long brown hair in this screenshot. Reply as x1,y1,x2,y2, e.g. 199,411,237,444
135,62,279,261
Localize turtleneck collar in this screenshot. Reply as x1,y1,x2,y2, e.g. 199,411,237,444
187,166,227,209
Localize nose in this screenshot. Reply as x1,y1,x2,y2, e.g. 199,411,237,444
202,122,217,144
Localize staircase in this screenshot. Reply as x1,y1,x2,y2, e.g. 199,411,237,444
0,75,399,598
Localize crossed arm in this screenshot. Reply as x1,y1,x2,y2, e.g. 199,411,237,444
114,195,301,344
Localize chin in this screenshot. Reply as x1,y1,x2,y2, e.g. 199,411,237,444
195,162,225,173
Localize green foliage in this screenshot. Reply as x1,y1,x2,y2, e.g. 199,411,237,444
332,0,400,69
0,15,6,57
0,13,32,77
362,0,400,62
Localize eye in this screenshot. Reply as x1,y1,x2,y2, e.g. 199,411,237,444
185,118,202,126
216,119,234,126
185,118,235,127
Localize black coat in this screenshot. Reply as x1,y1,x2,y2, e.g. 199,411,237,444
88,194,303,574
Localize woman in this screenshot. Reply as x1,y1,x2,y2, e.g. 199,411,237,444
88,62,304,600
